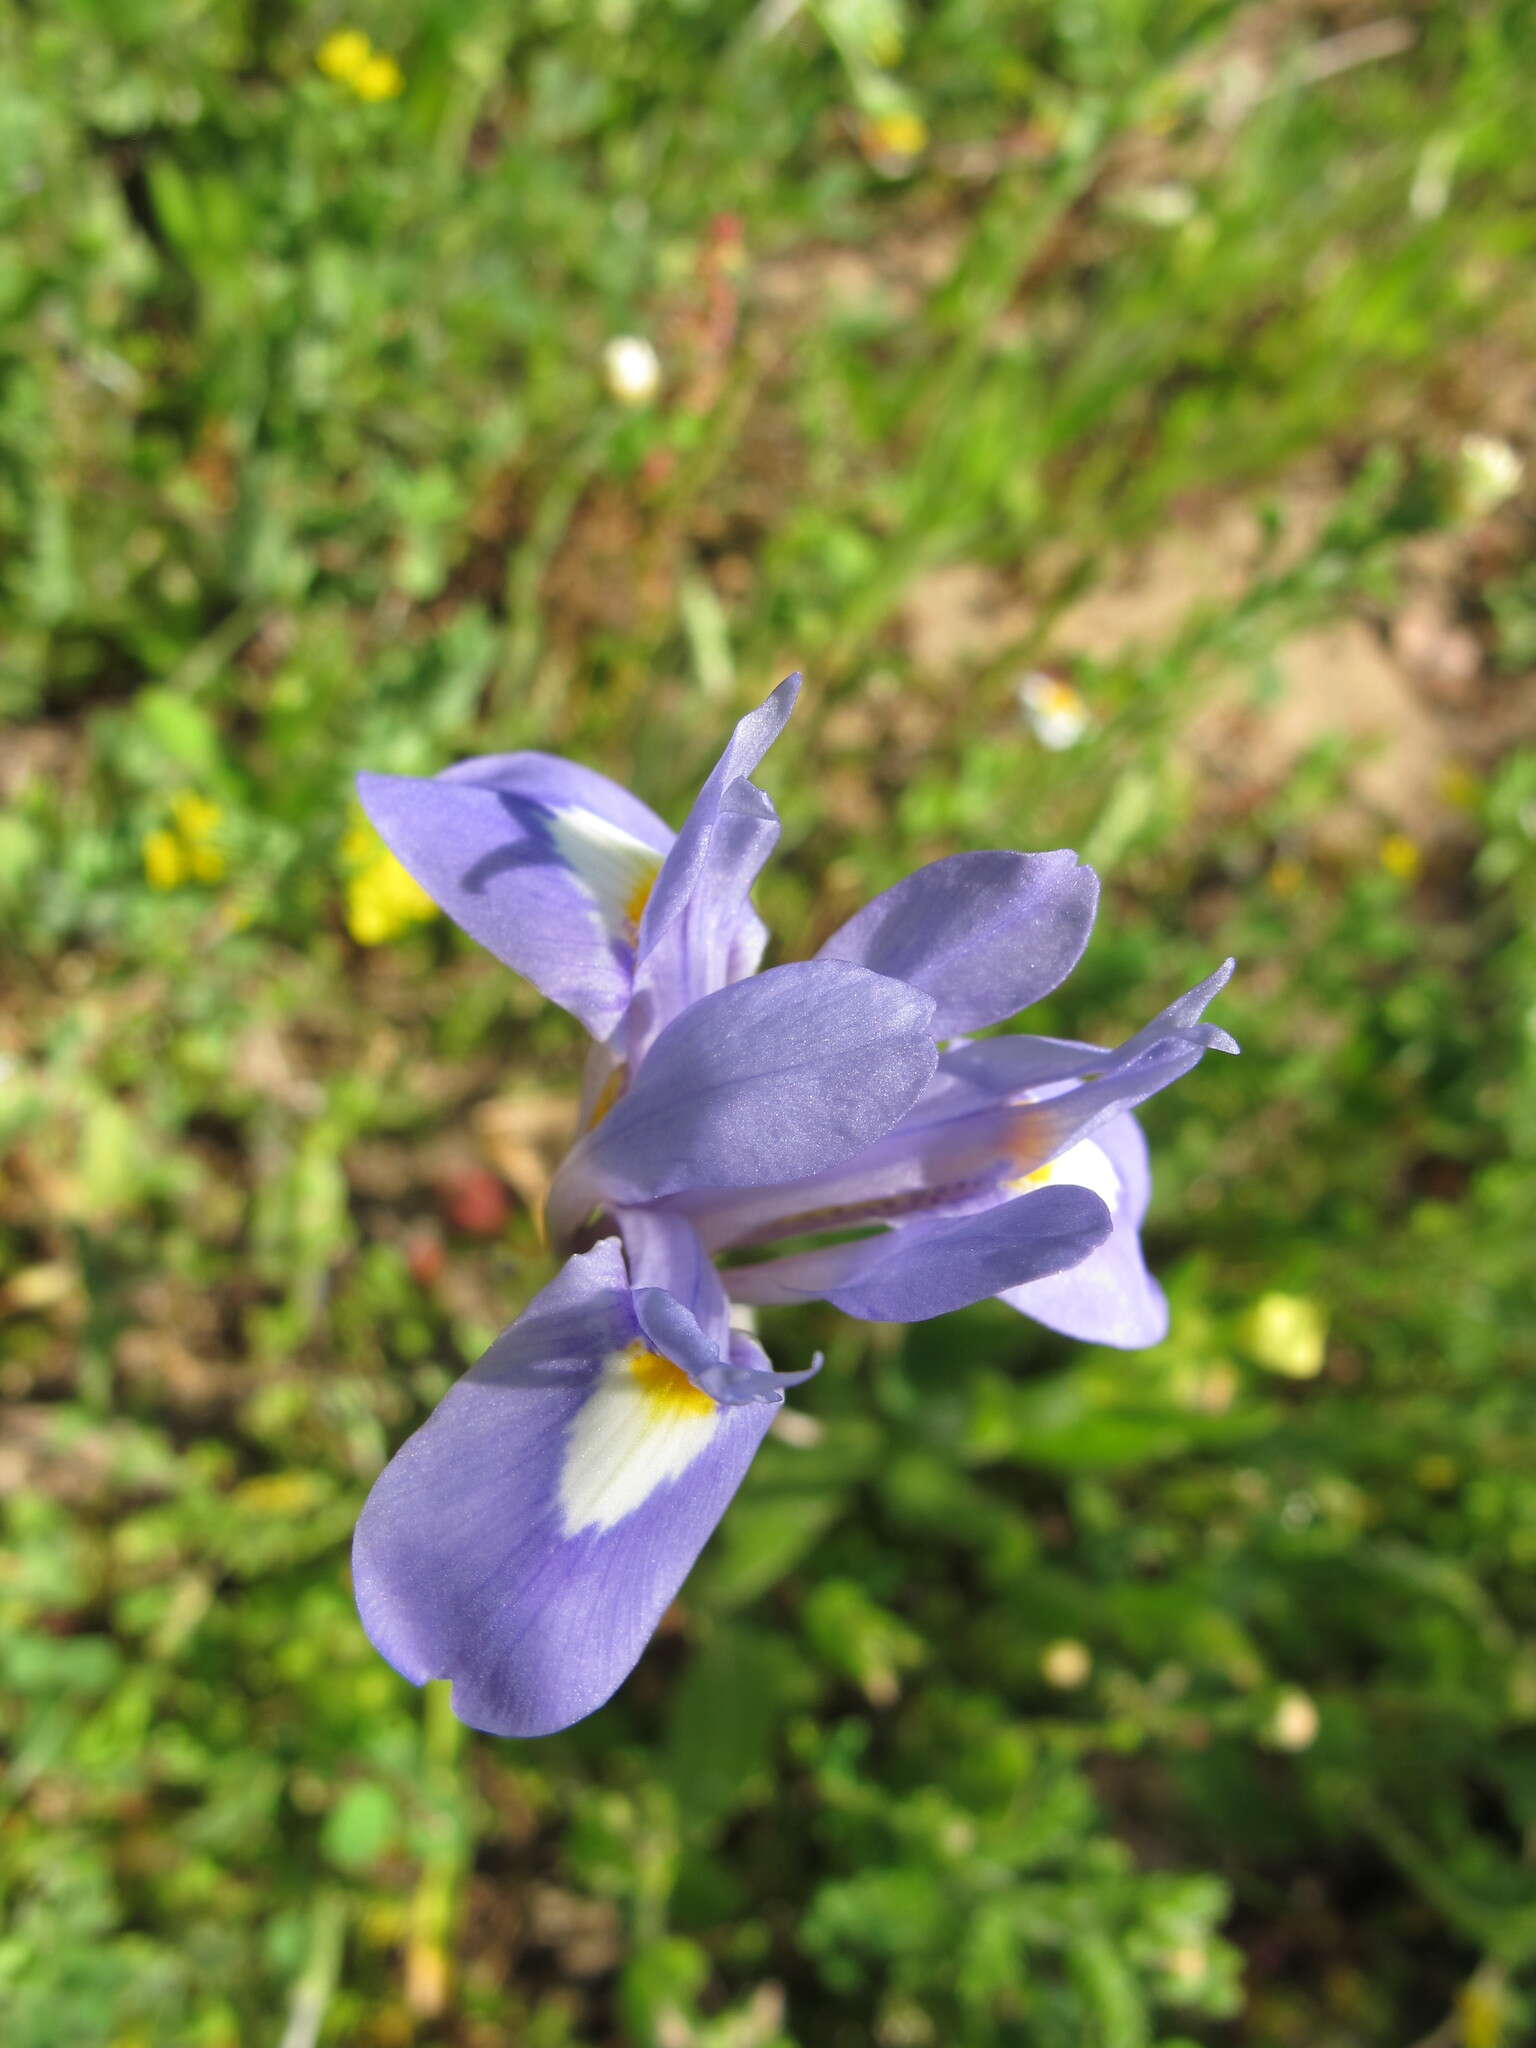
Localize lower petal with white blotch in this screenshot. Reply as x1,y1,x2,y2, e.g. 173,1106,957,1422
352,1239,794,1738
1001,1113,1168,1348
358,753,671,1039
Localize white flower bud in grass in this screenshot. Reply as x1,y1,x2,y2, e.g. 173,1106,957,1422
1264,1688,1320,1751
1457,433,1524,519
1041,1638,1092,1689
603,335,661,406
1017,670,1092,751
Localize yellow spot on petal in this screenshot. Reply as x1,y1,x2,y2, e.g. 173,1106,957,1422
624,869,655,935
583,1064,628,1133
559,1339,720,1532
1008,1135,1121,1211
316,28,372,82
629,1344,716,1421
143,828,187,890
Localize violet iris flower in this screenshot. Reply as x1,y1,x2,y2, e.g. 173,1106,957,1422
352,675,1235,1735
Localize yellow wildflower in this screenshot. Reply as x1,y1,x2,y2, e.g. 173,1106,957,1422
170,791,222,840
1379,832,1422,883
142,828,188,891
316,28,372,84
1239,1292,1328,1379
316,29,404,100
865,108,926,158
163,791,228,879
353,53,405,102
1266,856,1305,900
1460,1973,1509,2048
342,815,437,946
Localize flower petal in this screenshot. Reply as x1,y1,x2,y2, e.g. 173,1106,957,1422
937,958,1239,1100
624,677,800,1057
637,674,800,962
1002,1116,1169,1348
356,755,672,1037
553,960,938,1225
617,1206,730,1345
672,964,1234,1253
352,1242,776,1738
724,1182,1112,1321
816,850,1100,1035
633,1286,821,1405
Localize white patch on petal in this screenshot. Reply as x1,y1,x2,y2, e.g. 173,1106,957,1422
1013,1137,1120,1214
559,1341,719,1537
548,807,664,947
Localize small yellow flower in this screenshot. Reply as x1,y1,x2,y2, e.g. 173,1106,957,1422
1239,1292,1328,1379
1266,856,1305,900
189,842,227,884
865,108,927,158
143,828,188,891
342,815,437,946
316,28,372,84
170,791,222,843
1379,833,1421,883
231,1472,324,1517
1460,1973,1509,2048
144,790,226,889
353,52,405,102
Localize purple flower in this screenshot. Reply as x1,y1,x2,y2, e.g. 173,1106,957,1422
352,677,1235,1735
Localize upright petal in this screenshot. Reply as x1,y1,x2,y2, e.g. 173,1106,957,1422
549,960,938,1235
625,676,801,1057
1001,1115,1168,1348
357,756,672,1038
723,1183,1111,1321
637,674,800,961
352,1241,779,1739
816,850,1099,1036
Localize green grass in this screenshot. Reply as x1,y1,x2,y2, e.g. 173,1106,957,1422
3,2,1536,2043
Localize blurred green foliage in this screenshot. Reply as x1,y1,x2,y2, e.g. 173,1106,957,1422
2,1,1535,2043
